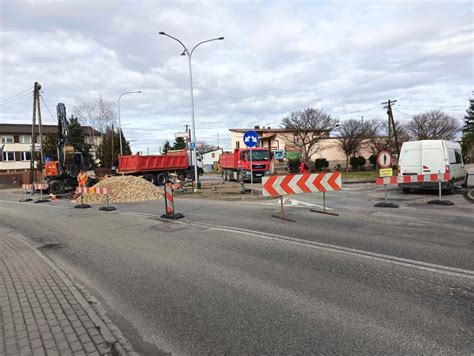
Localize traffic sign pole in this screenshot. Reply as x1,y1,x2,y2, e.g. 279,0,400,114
250,148,253,195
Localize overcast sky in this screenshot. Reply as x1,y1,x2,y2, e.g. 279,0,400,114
0,0,472,152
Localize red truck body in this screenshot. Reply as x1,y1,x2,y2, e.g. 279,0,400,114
219,148,271,182
118,150,201,185
118,152,189,173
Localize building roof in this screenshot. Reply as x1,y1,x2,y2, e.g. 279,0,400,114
0,123,101,136
229,128,294,133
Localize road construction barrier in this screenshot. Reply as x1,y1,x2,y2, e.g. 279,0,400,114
262,172,342,220
375,173,453,207
33,183,50,203
74,186,116,211
20,184,33,202
161,182,183,219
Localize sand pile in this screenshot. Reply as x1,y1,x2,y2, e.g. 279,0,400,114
76,176,163,204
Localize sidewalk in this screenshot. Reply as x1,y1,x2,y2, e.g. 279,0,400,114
0,231,129,355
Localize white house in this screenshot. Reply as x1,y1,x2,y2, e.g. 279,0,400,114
201,148,223,173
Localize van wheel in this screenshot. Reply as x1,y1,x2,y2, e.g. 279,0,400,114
143,173,157,185
402,188,411,194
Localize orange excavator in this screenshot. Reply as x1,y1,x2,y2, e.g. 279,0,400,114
43,103,97,194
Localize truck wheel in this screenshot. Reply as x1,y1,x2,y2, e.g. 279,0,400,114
156,173,168,186
143,173,157,185
237,171,243,183
198,168,204,176
49,180,65,194
177,170,187,182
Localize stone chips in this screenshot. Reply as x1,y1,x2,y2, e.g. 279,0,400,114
76,176,164,204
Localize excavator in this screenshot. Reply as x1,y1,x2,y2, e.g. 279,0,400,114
43,103,97,194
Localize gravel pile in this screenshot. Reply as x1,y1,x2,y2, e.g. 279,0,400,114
76,176,163,204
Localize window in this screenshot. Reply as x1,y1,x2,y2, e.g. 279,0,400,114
21,152,31,161
448,149,456,164
1,136,14,144
2,152,14,161
236,141,240,149
20,135,31,144
211,153,215,158
454,149,463,164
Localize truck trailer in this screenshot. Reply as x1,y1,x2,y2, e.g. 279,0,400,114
118,149,203,186
219,148,271,182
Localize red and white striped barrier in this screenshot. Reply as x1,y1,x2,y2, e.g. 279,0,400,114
75,186,110,194
161,182,183,219
376,173,450,185
22,184,33,191
262,172,342,197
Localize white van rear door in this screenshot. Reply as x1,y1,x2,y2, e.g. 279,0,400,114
400,147,422,174
421,141,445,174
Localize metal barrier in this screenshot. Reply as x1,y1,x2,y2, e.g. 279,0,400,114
19,184,33,202
33,183,49,203
375,173,453,206
74,186,116,211
262,172,342,221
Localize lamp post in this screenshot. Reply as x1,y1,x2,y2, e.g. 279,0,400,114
158,31,224,191
117,91,142,156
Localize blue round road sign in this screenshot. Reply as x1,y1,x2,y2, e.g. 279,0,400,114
243,130,259,148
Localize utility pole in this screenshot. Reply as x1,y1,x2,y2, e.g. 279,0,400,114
29,82,42,184
382,99,400,156
111,124,114,169
217,132,219,148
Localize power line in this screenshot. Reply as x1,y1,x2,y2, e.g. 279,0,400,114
295,38,474,111
0,88,31,103
0,91,32,107
40,95,57,123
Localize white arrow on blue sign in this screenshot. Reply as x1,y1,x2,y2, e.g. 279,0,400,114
243,130,259,148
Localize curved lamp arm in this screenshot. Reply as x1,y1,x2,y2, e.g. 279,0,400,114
159,32,189,55
190,37,224,56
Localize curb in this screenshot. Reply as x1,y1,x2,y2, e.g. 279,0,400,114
342,180,375,185
15,234,134,355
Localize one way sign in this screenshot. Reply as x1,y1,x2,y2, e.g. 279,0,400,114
243,130,258,148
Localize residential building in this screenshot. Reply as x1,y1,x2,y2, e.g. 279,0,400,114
229,126,375,170
0,124,101,172
201,148,223,173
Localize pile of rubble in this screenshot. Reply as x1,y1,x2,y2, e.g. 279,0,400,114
76,176,163,204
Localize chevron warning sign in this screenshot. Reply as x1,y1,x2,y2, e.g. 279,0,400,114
262,172,342,197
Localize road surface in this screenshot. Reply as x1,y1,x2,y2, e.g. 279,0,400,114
0,184,473,354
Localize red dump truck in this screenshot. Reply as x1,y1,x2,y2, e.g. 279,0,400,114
219,148,271,182
118,150,203,186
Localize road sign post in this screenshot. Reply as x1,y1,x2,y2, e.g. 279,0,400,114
374,151,398,208
243,130,259,195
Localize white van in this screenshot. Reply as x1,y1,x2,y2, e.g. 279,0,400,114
398,140,467,194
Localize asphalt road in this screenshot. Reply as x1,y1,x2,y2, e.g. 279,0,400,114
0,184,473,355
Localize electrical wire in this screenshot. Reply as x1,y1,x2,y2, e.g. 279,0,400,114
40,95,57,123
0,91,32,107
294,38,474,111
0,88,32,103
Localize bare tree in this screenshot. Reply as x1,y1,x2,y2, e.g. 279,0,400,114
281,108,338,162
364,119,388,155
73,96,117,136
406,110,460,140
336,119,367,172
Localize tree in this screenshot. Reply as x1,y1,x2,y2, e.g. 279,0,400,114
42,133,58,161
73,96,116,136
350,156,366,171
364,118,410,156
281,108,338,162
462,98,474,146
68,116,92,163
96,126,131,168
314,158,329,172
335,119,367,172
162,140,171,154
406,110,460,140
172,137,186,150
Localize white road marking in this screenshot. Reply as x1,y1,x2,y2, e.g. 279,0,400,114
239,198,333,210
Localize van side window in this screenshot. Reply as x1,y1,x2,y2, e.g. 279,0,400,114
454,150,463,164
448,149,456,164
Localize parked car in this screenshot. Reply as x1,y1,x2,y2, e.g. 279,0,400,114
398,140,467,194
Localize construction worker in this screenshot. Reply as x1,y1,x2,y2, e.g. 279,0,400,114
77,170,88,187
299,161,309,173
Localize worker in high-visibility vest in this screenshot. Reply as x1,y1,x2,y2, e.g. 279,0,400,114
299,161,309,173
77,170,88,187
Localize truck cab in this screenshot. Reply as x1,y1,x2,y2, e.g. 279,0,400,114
219,148,271,182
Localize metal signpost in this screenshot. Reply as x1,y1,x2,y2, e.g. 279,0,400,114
243,130,258,194
374,150,398,208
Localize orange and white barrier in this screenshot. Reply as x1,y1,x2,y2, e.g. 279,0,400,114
161,182,183,219
262,172,342,197
74,186,115,210
262,172,342,219
376,173,450,185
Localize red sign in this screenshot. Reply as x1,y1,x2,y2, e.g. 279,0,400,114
377,151,392,168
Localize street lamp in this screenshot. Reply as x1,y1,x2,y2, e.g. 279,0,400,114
117,91,142,156
158,31,224,191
